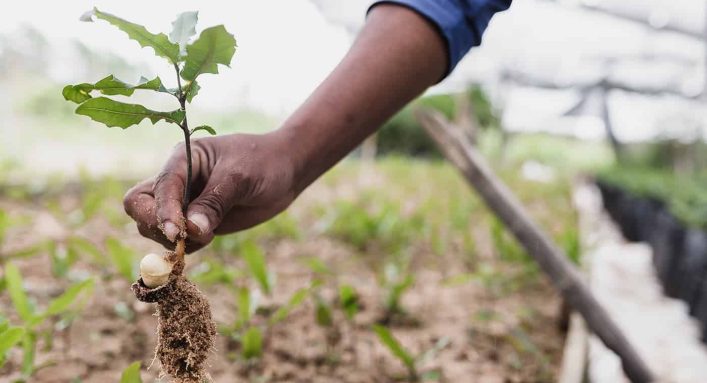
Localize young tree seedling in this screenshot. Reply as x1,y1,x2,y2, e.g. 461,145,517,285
63,8,237,382
372,324,449,382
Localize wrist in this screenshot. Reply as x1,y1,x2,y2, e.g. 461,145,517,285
268,125,309,196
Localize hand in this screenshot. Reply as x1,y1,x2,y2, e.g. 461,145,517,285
124,131,297,253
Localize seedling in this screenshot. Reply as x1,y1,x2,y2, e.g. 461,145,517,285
372,325,449,382
120,361,143,383
380,261,415,323
4,263,93,378
64,8,237,382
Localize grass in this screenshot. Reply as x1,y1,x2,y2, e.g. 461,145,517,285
0,143,577,381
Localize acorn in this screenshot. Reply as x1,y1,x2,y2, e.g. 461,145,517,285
139,253,173,288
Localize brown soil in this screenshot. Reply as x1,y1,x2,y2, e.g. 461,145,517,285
0,169,567,383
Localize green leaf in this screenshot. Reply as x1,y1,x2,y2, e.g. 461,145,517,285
0,327,26,357
314,297,333,327
236,287,254,329
68,237,104,266
372,324,415,370
190,125,216,136
62,85,92,104
170,11,198,56
106,238,136,281
5,263,34,323
185,80,200,103
63,76,168,104
21,331,36,376
181,25,236,82
76,97,184,129
120,361,143,383
44,279,94,317
241,241,271,295
269,288,308,325
338,284,359,320
241,326,263,360
88,8,180,64
301,256,331,275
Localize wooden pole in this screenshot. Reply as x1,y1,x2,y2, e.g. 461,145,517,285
416,109,654,383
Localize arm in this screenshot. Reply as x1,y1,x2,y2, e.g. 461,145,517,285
124,2,509,252
283,4,447,193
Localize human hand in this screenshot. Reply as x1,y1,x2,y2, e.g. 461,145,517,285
123,131,296,253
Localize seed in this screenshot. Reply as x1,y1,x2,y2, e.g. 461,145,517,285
140,253,173,288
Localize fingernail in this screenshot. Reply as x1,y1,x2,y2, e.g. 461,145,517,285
187,213,210,235
163,222,180,242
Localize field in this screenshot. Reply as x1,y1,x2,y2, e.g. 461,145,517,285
0,157,579,382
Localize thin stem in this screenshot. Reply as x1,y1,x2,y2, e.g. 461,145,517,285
174,64,192,216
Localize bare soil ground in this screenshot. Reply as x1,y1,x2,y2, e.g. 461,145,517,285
0,163,566,382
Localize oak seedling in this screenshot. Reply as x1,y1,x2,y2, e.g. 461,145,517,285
63,8,237,382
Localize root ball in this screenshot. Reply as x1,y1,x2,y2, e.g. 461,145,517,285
132,249,215,382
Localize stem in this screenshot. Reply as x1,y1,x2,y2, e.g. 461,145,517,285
174,64,192,216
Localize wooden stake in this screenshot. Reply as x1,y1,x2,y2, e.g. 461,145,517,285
416,108,654,383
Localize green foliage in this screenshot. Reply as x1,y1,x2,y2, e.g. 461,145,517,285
0,209,8,247
62,75,166,104
373,325,448,382
325,193,421,254
180,25,237,82
241,241,272,295
338,284,359,320
382,262,414,316
48,242,80,279
43,279,95,319
75,97,185,129
490,217,530,265
314,295,334,327
191,125,216,136
0,326,25,366
377,86,500,157
598,166,707,230
269,288,309,325
120,361,143,383
106,237,137,281
87,8,180,64
235,287,258,330
5,263,34,323
4,264,94,377
241,326,263,360
66,9,235,138
373,325,416,379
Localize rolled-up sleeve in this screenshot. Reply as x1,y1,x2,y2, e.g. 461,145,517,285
369,0,511,78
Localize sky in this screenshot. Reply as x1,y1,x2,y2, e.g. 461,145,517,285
1,0,353,115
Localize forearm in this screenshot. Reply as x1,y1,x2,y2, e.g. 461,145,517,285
278,4,447,194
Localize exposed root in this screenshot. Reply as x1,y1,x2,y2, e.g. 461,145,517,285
132,239,216,382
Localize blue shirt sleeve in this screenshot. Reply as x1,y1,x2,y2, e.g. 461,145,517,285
369,0,511,78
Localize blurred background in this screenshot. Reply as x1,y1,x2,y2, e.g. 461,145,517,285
1,0,706,382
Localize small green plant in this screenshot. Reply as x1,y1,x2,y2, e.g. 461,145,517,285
64,7,236,222
338,284,360,321
241,241,273,295
105,237,138,282
5,263,94,378
120,361,143,383
380,261,415,322
0,319,26,368
372,324,448,382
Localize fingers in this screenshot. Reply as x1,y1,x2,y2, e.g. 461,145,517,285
153,146,190,242
124,178,210,253
184,171,246,243
123,179,172,248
